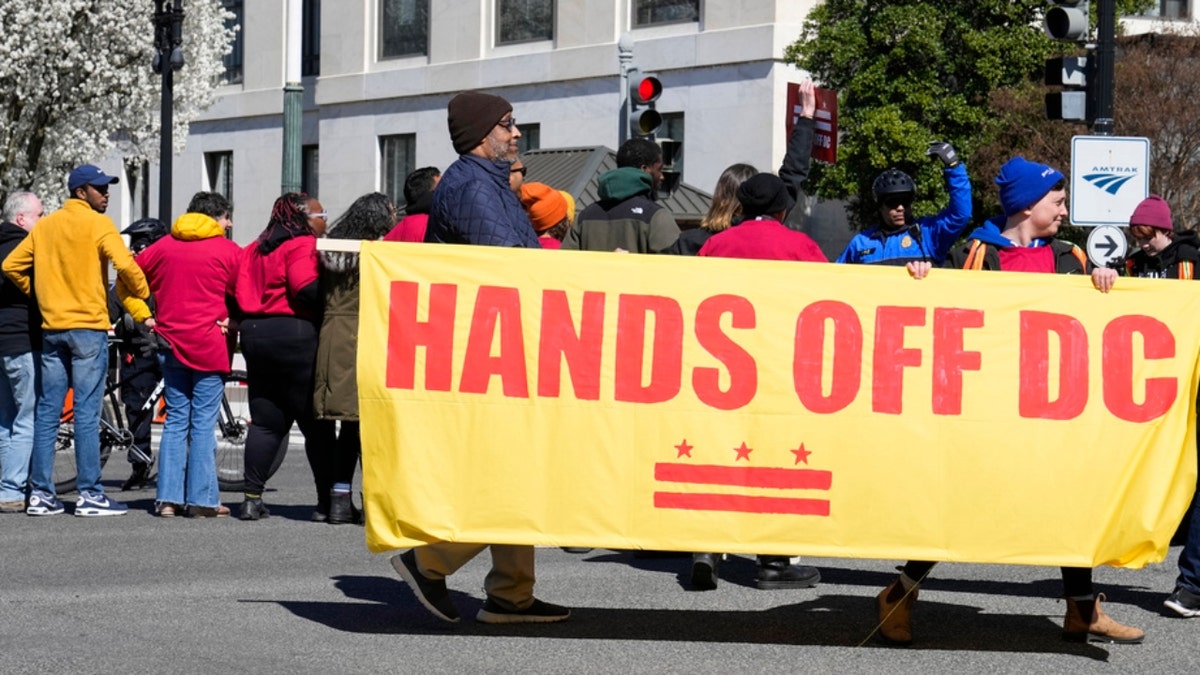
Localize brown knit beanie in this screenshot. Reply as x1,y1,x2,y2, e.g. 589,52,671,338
447,91,513,155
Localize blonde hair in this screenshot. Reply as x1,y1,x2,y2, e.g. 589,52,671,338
700,163,758,233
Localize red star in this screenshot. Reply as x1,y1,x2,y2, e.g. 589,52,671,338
791,443,812,465
733,442,753,462
674,439,693,458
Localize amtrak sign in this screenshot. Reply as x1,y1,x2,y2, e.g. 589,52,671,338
1069,136,1150,227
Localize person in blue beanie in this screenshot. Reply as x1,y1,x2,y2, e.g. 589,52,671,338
873,156,1138,646
836,141,972,267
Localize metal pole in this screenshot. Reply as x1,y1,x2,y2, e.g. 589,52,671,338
155,0,184,222
618,33,634,146
1092,0,1116,135
281,0,304,195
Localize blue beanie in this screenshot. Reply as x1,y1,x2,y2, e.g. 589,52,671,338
995,157,1064,217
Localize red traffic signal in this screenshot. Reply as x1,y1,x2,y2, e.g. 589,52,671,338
627,74,663,137
632,76,662,105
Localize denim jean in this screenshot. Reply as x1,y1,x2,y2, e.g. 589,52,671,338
0,351,39,502
156,351,223,508
1176,449,1200,595
29,330,108,496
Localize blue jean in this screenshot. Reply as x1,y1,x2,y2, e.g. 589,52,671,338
0,351,39,501
156,352,223,508
1176,446,1200,594
29,330,109,496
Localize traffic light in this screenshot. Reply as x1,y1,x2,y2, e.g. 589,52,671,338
1044,1,1090,42
627,70,662,138
1043,2,1093,122
1044,55,1090,121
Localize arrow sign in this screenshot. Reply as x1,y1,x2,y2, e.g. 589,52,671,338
1086,224,1128,268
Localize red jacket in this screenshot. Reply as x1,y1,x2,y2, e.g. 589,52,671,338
383,214,428,243
123,213,241,373
697,218,828,262
236,235,319,319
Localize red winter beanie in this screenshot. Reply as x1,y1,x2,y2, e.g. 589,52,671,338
1129,195,1173,231
447,92,512,155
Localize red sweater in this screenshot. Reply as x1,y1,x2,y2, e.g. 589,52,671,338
697,218,827,262
131,214,241,373
236,236,319,319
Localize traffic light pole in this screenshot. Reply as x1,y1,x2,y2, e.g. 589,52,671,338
618,33,634,146
1092,0,1115,135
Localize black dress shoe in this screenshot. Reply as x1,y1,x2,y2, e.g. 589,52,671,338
239,498,270,521
691,553,720,590
328,492,363,525
121,463,152,491
755,555,820,590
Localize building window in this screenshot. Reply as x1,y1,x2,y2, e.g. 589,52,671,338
220,0,244,84
497,0,554,44
302,145,320,198
205,151,234,201
1138,0,1191,19
633,0,699,27
380,0,429,59
380,134,416,208
517,123,540,154
302,0,320,76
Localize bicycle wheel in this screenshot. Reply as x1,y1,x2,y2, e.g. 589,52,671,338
54,399,118,495
216,370,288,492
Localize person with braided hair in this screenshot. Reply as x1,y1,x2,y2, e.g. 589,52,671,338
234,192,337,521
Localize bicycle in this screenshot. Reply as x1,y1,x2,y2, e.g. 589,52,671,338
54,369,285,494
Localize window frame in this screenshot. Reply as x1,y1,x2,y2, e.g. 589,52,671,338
379,0,431,60
495,0,555,46
632,0,700,28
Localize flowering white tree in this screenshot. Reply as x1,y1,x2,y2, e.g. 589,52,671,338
0,0,233,205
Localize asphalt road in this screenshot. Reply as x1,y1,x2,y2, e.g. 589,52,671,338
2,448,1195,674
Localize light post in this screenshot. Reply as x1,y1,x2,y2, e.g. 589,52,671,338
153,0,185,222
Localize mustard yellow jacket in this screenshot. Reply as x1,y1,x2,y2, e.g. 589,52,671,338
2,199,149,330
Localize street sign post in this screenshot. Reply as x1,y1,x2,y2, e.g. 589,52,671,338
1069,135,1150,227
1085,224,1128,268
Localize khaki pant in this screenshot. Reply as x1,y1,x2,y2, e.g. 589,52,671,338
414,543,535,610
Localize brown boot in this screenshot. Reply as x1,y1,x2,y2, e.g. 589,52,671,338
876,578,918,645
1062,593,1145,644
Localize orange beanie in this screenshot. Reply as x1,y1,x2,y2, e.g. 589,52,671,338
519,182,568,232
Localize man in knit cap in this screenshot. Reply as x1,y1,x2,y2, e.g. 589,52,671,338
423,91,540,247
1123,195,1199,280
392,91,569,626
873,156,1142,646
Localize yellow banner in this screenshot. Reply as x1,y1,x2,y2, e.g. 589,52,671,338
358,241,1200,568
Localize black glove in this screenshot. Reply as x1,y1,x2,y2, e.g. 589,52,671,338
130,327,170,359
926,141,961,168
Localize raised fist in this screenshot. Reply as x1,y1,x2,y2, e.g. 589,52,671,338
926,141,960,168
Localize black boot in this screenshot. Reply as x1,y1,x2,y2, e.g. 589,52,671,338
328,491,363,525
122,463,151,491
755,556,821,590
691,553,721,590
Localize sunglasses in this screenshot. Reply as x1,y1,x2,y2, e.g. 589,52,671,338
88,184,110,195
883,196,911,210
510,166,527,176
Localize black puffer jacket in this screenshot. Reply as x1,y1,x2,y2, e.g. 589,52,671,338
0,222,42,356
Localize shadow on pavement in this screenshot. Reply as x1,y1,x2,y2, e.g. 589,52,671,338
245,574,1113,660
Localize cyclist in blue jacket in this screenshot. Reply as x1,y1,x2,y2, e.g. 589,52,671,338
836,142,972,266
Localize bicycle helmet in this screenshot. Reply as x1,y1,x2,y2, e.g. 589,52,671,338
122,217,169,253
872,168,915,202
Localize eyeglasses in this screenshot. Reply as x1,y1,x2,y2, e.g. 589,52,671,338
308,212,328,219
882,196,911,210
510,166,527,176
496,117,518,131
